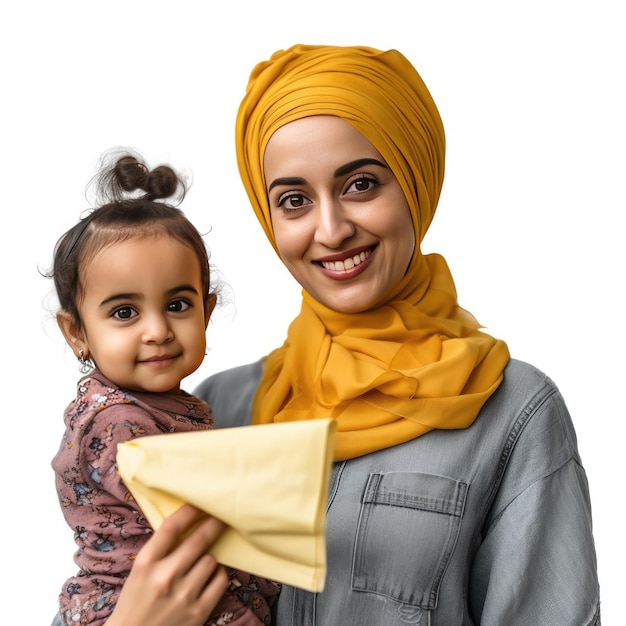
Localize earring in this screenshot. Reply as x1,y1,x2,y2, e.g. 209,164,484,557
78,349,94,375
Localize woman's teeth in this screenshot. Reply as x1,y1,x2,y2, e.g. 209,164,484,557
321,249,370,271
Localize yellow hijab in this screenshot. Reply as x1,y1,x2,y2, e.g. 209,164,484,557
236,44,510,461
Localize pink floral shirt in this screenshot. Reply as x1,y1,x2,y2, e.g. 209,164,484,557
52,370,279,626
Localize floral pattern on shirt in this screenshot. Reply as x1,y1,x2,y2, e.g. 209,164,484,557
53,370,279,626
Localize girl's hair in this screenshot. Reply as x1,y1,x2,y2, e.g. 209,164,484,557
50,149,213,330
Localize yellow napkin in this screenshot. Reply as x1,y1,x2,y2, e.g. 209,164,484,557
116,419,336,592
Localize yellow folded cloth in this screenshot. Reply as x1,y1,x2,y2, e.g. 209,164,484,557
116,419,336,592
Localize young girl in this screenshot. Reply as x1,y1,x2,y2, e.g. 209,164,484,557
49,151,280,626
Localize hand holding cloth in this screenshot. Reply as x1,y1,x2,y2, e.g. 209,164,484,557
117,419,336,592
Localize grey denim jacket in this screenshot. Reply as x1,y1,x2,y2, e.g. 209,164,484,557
196,358,600,625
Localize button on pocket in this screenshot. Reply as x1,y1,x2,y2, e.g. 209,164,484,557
352,472,468,609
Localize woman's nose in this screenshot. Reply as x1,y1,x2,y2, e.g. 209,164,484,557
314,198,356,247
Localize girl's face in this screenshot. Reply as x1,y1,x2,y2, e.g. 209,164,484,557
63,235,212,394
264,115,415,314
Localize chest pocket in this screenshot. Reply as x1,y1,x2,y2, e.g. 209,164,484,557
352,471,468,609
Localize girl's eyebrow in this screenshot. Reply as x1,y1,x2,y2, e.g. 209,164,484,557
267,158,388,192
98,292,141,308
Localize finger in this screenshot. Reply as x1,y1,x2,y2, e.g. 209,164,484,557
183,552,227,599
138,504,207,562
195,563,230,613
162,515,225,576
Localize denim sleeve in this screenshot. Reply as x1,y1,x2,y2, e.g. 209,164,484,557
469,388,601,624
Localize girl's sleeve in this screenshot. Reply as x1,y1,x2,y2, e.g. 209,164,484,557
79,403,162,505
56,405,160,626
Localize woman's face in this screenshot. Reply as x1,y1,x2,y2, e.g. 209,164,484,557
264,115,415,313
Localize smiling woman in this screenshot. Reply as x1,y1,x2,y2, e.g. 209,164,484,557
197,43,602,624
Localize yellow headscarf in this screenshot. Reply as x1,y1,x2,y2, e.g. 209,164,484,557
236,44,510,461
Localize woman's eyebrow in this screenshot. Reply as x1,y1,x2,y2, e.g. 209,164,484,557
334,158,388,177
268,176,306,192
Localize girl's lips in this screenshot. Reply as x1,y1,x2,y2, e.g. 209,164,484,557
139,354,179,367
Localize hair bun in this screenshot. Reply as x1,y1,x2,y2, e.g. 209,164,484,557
91,148,185,205
145,165,179,200
115,156,179,200
115,156,150,193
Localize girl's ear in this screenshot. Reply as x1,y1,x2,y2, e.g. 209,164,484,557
204,293,217,329
56,310,87,357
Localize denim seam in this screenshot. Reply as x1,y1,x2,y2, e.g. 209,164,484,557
480,380,557,528
485,455,580,531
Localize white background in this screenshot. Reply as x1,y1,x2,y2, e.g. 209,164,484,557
2,1,623,622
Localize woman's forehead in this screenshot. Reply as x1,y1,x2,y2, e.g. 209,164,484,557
263,116,382,173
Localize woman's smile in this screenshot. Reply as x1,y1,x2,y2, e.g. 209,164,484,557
315,244,375,278
264,116,415,313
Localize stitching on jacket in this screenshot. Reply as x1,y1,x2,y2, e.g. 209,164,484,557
480,374,557,528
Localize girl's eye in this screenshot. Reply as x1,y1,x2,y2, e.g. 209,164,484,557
112,306,137,320
167,299,191,313
278,192,310,211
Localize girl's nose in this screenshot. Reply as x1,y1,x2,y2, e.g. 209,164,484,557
314,198,356,247
142,314,173,344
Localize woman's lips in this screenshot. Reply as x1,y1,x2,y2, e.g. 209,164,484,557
315,245,375,279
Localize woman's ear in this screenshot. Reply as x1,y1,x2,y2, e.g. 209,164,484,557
204,293,217,328
56,310,87,357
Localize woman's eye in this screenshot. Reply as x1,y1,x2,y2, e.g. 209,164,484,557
168,299,191,313
279,193,309,211
112,307,137,320
347,176,377,194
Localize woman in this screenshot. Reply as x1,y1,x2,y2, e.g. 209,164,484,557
51,44,600,625
197,44,600,624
